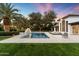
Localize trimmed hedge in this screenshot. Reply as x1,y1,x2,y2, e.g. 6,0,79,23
0,31,19,36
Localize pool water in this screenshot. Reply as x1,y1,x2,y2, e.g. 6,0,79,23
31,33,49,38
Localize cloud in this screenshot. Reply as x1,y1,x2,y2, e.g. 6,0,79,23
73,5,79,13
34,3,79,18
56,6,74,18
56,11,68,18
36,3,52,14
73,5,79,10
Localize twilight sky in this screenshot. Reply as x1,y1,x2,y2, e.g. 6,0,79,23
13,3,79,18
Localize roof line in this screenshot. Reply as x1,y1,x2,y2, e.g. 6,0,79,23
62,14,79,19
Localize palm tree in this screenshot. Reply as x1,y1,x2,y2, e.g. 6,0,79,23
0,3,18,32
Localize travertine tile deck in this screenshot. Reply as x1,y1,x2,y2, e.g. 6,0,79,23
0,32,79,43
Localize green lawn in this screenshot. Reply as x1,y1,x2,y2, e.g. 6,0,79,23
0,36,11,40
0,43,79,56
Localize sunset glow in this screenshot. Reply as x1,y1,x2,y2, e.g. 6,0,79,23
14,3,79,18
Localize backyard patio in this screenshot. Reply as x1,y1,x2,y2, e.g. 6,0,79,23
0,32,79,43
0,3,79,56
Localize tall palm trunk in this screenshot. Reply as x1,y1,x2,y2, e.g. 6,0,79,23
3,25,10,32
3,16,10,32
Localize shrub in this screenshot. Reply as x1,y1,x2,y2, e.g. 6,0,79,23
0,31,19,36
10,29,17,31
0,27,4,31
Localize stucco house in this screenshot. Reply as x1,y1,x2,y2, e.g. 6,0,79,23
55,14,79,34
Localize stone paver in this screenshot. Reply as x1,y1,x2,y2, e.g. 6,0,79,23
0,32,79,43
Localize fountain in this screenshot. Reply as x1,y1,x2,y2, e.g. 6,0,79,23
25,28,31,38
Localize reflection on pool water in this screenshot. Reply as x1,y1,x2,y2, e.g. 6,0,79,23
22,32,49,38
31,33,49,38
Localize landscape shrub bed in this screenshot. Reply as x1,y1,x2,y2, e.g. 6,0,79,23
0,31,19,36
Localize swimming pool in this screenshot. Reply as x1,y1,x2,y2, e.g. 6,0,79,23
22,32,49,38
31,32,49,38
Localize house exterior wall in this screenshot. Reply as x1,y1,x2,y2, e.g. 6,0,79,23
62,20,65,32
61,16,79,34
71,24,79,34
68,24,72,34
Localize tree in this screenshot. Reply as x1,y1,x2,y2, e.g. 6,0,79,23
12,14,29,31
42,11,57,31
0,3,18,32
29,12,43,31
28,11,57,31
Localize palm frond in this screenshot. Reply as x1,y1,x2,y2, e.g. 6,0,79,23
0,3,19,17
